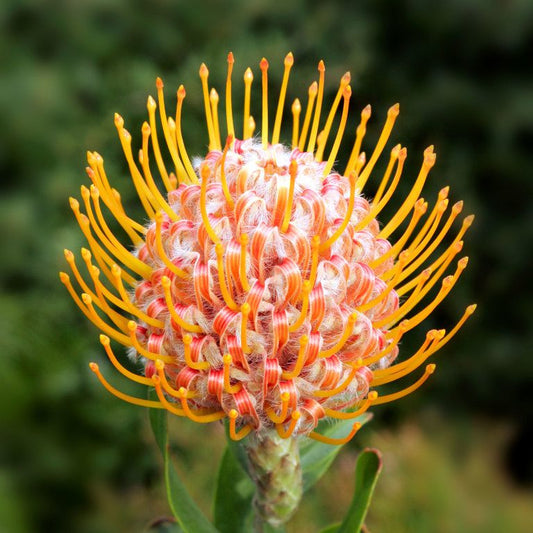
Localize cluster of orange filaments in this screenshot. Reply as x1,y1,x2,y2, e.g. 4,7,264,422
61,52,475,444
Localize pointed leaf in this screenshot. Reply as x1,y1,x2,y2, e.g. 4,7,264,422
299,413,372,492
213,447,255,533
148,390,219,533
336,448,382,533
319,524,340,533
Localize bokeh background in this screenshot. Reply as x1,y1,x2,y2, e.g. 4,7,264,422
1,1,532,531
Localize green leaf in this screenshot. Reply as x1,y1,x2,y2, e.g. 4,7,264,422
319,524,341,533
336,448,382,533
213,447,255,533
299,413,372,492
148,390,219,533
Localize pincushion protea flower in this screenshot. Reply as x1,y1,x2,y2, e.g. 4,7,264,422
61,53,474,449
61,52,476,527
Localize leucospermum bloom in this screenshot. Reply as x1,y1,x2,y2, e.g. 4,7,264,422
61,53,475,445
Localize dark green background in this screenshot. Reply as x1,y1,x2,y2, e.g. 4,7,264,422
1,1,532,531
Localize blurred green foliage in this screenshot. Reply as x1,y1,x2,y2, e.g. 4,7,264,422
1,0,532,531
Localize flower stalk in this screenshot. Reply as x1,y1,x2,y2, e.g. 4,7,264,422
243,431,302,529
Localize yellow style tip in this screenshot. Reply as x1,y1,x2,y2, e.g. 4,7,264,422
90,184,100,198
452,200,464,213
127,320,137,332
79,183,89,196
142,121,151,134
260,57,269,70
199,63,209,78
200,163,211,180
442,275,454,288
464,214,475,227
309,81,318,95
424,150,437,167
458,256,469,269
155,359,165,370
362,104,372,118
64,249,73,261
398,250,410,263
89,362,99,372
439,186,450,199
183,333,192,345
111,264,121,277
414,198,427,213
318,60,325,72
69,196,79,210
81,293,92,305
426,363,436,374
229,409,239,419
161,275,171,288
388,103,400,117
467,303,477,314
59,272,69,283
209,88,219,103
437,199,449,213
454,240,464,253
368,391,379,401
244,67,253,82
100,335,110,346
114,113,124,128
156,77,164,89
386,146,401,164
292,99,301,113
284,52,294,66
147,95,156,111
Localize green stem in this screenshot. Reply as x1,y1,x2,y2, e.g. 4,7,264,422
243,430,302,530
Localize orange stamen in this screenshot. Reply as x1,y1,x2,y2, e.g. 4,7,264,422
229,409,253,441
309,421,362,445
372,364,436,405
272,52,294,145
161,276,204,333
89,362,163,408
276,410,300,439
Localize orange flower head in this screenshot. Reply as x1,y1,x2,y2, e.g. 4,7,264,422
61,53,475,444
